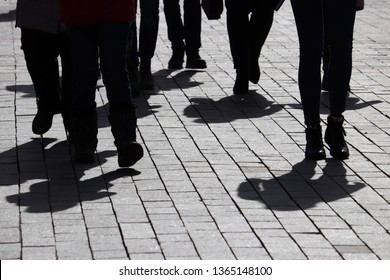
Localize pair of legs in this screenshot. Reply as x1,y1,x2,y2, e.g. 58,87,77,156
67,23,143,166
225,0,274,94
163,0,206,69
128,0,160,93
291,0,357,159
21,28,71,135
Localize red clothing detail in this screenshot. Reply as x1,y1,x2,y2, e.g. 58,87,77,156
59,0,135,25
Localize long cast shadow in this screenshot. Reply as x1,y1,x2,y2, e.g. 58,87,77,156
3,138,140,213
184,91,283,124
238,159,365,211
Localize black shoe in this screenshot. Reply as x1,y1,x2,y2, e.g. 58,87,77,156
305,125,326,160
325,115,349,160
109,107,144,167
117,142,144,168
168,52,184,69
233,72,249,95
249,61,260,84
186,54,207,69
139,63,154,90
32,110,56,135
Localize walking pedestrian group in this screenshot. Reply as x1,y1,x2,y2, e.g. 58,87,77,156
15,0,363,166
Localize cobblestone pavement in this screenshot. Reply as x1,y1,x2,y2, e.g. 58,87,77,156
1,0,389,260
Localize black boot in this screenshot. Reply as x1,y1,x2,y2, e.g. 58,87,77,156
325,115,349,160
168,48,184,70
186,51,207,69
72,112,98,164
32,100,61,135
305,125,326,160
139,60,154,90
109,107,144,167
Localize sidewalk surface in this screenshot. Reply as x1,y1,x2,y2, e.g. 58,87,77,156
1,0,389,260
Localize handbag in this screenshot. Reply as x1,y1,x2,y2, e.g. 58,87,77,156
202,0,223,20
356,0,364,11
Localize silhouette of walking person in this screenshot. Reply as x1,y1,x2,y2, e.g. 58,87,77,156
291,0,357,160
127,0,160,95
225,0,276,95
59,0,144,167
163,0,207,69
16,0,72,135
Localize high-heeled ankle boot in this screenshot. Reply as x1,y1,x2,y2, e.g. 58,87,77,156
305,125,326,160
325,115,349,160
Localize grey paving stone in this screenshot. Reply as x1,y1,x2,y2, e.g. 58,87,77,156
1,0,390,261
22,246,56,260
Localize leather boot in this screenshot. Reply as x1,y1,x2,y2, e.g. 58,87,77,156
325,115,349,160
305,125,326,160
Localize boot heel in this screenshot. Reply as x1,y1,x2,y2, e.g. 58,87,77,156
325,115,349,160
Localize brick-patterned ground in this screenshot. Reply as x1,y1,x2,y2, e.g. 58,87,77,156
1,0,389,260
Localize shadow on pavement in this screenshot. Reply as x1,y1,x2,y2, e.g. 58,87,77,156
2,138,140,213
237,159,365,211
0,9,15,22
184,91,282,123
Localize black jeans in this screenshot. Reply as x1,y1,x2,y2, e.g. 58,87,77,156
225,0,274,74
21,28,71,112
163,0,201,54
291,0,356,125
67,23,133,116
128,0,160,66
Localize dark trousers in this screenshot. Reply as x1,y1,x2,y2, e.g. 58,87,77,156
21,28,71,113
225,0,274,74
163,0,201,54
67,23,133,116
128,0,160,67
291,0,356,125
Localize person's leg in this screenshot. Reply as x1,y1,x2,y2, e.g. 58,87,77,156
21,28,62,134
163,0,185,69
67,25,99,163
291,0,325,160
183,0,206,68
249,0,274,84
139,0,160,89
291,0,323,126
226,0,250,94
127,21,140,95
326,0,356,116
98,23,143,167
324,0,356,160
58,30,72,132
